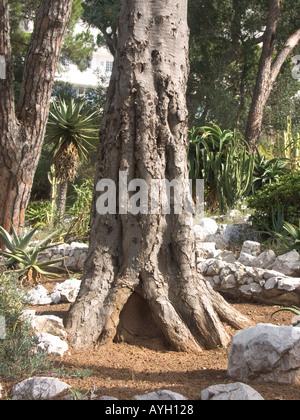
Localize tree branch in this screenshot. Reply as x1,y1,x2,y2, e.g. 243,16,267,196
271,28,300,84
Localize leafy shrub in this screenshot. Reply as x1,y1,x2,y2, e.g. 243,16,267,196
57,180,93,243
188,125,254,212
248,173,300,233
26,201,53,227
0,273,54,380
252,148,290,193
275,220,300,252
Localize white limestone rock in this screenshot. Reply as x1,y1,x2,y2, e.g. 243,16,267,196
30,315,67,340
201,382,264,401
36,333,69,357
133,390,187,400
12,377,70,400
199,218,218,235
228,323,300,385
27,286,52,306
241,241,261,257
50,278,81,304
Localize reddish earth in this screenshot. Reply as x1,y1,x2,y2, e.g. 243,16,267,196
2,276,300,400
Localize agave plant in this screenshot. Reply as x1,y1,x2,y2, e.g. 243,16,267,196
0,225,39,267
272,306,300,327
0,226,64,284
252,148,290,193
45,98,99,216
275,220,300,252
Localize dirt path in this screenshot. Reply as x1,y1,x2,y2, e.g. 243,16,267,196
13,276,299,400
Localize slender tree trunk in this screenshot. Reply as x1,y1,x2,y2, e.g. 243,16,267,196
66,0,252,352
56,182,68,217
0,0,73,232
245,0,300,149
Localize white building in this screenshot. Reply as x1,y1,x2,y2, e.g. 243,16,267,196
55,24,114,95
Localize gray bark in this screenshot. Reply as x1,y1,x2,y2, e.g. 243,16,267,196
65,0,251,352
56,181,68,217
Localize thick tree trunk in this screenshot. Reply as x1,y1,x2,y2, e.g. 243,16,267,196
66,0,251,352
245,0,300,149
0,0,73,232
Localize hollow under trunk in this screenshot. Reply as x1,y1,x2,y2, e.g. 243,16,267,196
65,0,252,352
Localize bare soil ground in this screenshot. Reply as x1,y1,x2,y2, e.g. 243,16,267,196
2,276,300,400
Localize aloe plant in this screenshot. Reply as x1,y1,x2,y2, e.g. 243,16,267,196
0,226,64,283
0,225,39,267
272,306,300,327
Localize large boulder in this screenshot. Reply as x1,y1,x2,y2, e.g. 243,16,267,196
201,382,264,400
228,323,300,385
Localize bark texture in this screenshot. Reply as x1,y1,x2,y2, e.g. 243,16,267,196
245,0,300,149
66,0,251,352
0,0,72,231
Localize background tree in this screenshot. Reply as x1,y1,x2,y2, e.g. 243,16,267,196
66,0,251,352
82,0,120,56
81,0,300,138
245,0,300,148
0,0,73,232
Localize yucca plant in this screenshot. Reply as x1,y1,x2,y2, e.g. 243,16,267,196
272,306,300,327
0,226,64,285
45,98,99,216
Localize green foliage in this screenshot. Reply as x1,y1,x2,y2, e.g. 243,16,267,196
252,148,290,192
26,201,53,227
0,227,64,281
248,173,300,234
188,125,254,213
26,180,93,244
60,180,93,243
9,0,95,97
45,98,99,162
0,225,39,268
82,0,120,55
275,220,300,252
0,273,55,381
276,116,300,172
